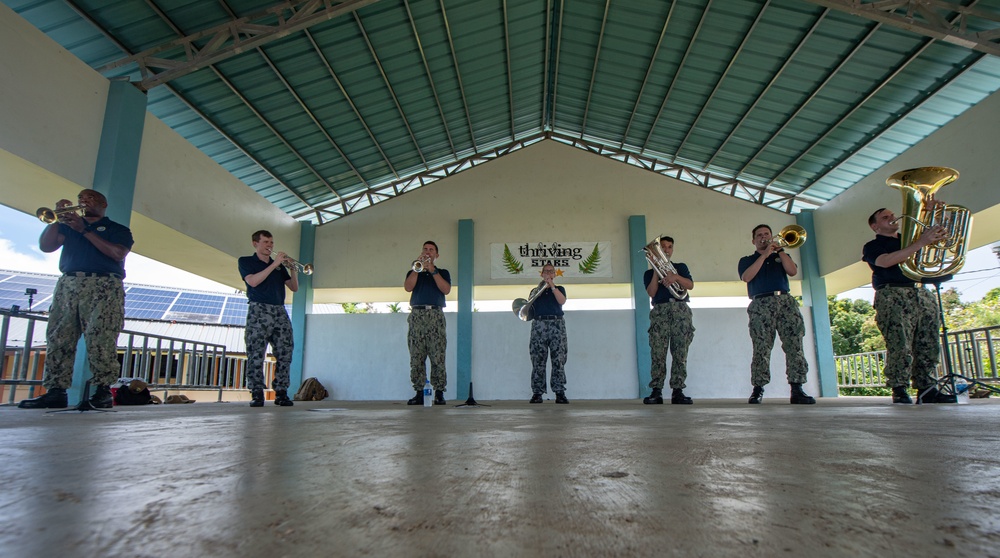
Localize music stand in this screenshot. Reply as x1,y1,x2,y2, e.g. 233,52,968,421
48,380,115,414
917,282,1000,403
455,381,489,408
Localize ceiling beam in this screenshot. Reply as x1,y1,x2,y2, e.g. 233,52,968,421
579,0,611,138
402,0,459,155
98,0,384,91
620,2,675,148
503,0,516,141
435,0,477,151
805,0,1000,57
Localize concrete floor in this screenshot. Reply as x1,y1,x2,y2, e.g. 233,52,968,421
2,397,1000,558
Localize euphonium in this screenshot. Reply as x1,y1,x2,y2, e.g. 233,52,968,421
642,237,687,300
886,166,971,280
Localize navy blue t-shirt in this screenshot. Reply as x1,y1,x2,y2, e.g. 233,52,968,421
529,285,566,317
407,268,451,307
643,263,692,303
57,218,134,277
738,251,791,298
862,234,952,288
238,254,292,305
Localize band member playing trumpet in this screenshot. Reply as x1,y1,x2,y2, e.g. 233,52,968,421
643,236,694,405
19,189,133,409
238,230,298,407
864,206,955,404
404,241,451,405
527,264,569,404
738,224,815,405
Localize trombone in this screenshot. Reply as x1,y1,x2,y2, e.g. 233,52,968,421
36,205,86,224
269,249,313,275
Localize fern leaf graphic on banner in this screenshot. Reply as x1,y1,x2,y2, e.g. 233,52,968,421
503,244,523,274
578,244,601,274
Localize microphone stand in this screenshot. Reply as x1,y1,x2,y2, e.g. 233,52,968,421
455,381,489,408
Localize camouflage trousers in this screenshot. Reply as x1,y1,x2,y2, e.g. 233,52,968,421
874,287,940,389
245,302,293,391
530,318,567,394
648,302,695,390
747,294,808,387
408,308,447,391
43,275,125,389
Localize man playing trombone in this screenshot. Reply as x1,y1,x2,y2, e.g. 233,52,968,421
19,189,133,409
238,230,299,407
404,241,451,405
738,224,815,405
642,236,695,405
525,264,569,404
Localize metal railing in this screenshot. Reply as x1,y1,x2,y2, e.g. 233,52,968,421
0,309,270,404
836,324,1000,388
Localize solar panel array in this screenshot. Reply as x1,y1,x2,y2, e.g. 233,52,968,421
0,270,282,326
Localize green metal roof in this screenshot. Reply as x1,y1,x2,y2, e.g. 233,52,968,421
5,0,1000,223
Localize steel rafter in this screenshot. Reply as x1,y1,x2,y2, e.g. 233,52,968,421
579,0,611,138
640,0,715,154
298,134,549,222
764,3,984,208
98,0,384,91
502,0,516,141
705,10,829,170
550,0,565,128
620,2,675,148
64,0,319,216
540,0,553,130
401,1,459,156
672,0,771,163
435,0,477,151
806,0,1000,57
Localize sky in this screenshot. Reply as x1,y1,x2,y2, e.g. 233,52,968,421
2,202,998,305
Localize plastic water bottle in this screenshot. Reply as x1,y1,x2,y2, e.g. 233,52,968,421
423,380,433,407
955,380,970,404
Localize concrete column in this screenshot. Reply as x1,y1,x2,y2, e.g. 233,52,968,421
796,210,838,397
289,221,314,394
629,216,652,398
456,219,474,400
70,80,146,403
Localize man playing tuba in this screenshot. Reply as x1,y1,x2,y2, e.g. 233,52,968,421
864,206,956,404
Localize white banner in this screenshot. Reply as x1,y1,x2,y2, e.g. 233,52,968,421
490,242,612,279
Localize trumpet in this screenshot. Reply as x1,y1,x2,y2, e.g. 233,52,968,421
772,224,807,250
412,256,431,273
269,249,313,275
512,281,549,322
36,205,86,224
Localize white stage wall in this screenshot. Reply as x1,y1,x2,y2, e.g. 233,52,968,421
302,306,819,401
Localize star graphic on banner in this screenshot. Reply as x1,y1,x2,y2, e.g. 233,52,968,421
555,268,565,277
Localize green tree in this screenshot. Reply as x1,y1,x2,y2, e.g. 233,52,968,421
341,302,368,314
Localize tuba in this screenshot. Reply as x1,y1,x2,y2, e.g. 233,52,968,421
642,237,687,300
886,166,971,280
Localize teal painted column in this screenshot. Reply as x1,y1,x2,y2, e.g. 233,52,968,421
289,222,315,395
796,210,838,397
629,216,652,398
456,220,474,400
70,80,147,403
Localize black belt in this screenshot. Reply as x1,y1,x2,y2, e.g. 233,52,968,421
64,272,122,279
654,299,688,305
753,291,787,299
411,305,441,310
535,315,563,321
875,283,919,291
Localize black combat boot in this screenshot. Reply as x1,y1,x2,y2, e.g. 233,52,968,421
89,385,113,409
671,388,693,405
406,390,424,405
891,386,912,404
434,390,446,405
748,385,764,404
529,393,543,403
18,388,68,409
643,388,663,405
274,390,294,407
554,392,569,404
250,388,265,407
789,383,816,405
